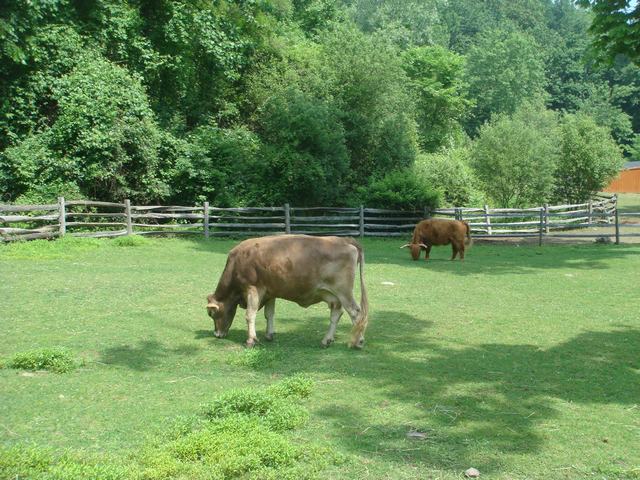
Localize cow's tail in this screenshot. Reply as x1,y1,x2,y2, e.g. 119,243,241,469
463,221,473,248
347,240,369,348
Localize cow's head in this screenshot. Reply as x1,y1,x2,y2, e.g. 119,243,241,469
400,243,428,261
206,294,237,338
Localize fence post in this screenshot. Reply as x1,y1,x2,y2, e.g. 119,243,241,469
483,204,491,235
615,202,620,245
124,199,133,235
58,196,66,236
359,205,365,238
455,207,462,221
539,208,544,246
544,203,549,233
284,203,291,234
203,201,209,239
588,200,593,226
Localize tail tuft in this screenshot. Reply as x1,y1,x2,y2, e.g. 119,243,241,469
348,241,369,348
463,221,473,248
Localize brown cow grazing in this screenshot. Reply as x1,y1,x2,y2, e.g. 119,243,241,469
401,218,472,261
206,235,369,349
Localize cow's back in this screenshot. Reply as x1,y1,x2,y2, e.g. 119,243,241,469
229,235,358,303
416,219,465,245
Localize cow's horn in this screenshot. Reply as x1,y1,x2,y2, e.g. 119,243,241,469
400,243,411,249
418,243,429,248
207,303,219,311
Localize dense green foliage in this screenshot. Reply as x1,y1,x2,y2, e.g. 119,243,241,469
555,112,624,202
471,105,561,208
1,1,639,207
577,0,640,65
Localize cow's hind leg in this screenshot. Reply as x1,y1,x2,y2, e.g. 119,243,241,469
339,294,364,348
245,287,261,348
321,301,343,348
451,243,458,260
264,298,276,341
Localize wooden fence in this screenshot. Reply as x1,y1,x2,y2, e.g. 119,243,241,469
1,195,639,244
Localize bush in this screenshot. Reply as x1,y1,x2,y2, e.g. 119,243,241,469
414,147,485,207
202,386,309,432
8,347,77,373
471,104,560,207
358,169,440,211
554,113,625,203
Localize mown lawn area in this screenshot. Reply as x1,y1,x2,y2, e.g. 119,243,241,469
1,237,639,479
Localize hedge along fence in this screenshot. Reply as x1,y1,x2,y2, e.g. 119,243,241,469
1,195,638,244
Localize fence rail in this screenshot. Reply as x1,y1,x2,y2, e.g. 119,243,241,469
1,195,639,244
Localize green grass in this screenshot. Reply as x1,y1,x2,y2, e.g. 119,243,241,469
1,237,639,479
617,192,640,215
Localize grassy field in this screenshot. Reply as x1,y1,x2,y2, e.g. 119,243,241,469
1,236,639,479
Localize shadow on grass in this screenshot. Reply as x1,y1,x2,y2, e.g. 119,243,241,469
100,340,200,371
198,310,640,474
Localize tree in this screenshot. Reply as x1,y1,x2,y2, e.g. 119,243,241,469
402,45,471,151
576,0,640,65
253,88,350,205
319,23,418,183
471,105,560,207
1,56,168,202
554,112,624,202
465,29,547,133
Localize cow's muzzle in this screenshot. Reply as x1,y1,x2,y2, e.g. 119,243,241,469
213,330,227,339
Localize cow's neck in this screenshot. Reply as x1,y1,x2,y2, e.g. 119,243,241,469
214,258,236,303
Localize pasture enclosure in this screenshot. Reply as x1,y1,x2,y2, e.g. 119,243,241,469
1,237,639,479
2,194,640,244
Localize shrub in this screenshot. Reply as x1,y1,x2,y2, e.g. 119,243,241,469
8,347,77,373
358,169,440,211
414,147,485,207
553,113,625,203
471,104,560,207
202,388,309,432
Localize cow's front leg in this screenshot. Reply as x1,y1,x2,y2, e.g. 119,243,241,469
264,298,276,341
424,245,432,261
245,287,260,348
321,302,343,348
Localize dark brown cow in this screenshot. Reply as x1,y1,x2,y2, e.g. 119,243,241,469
401,218,472,261
206,235,369,348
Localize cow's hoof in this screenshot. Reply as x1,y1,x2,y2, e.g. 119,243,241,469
265,333,275,342
321,338,333,348
245,338,258,348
